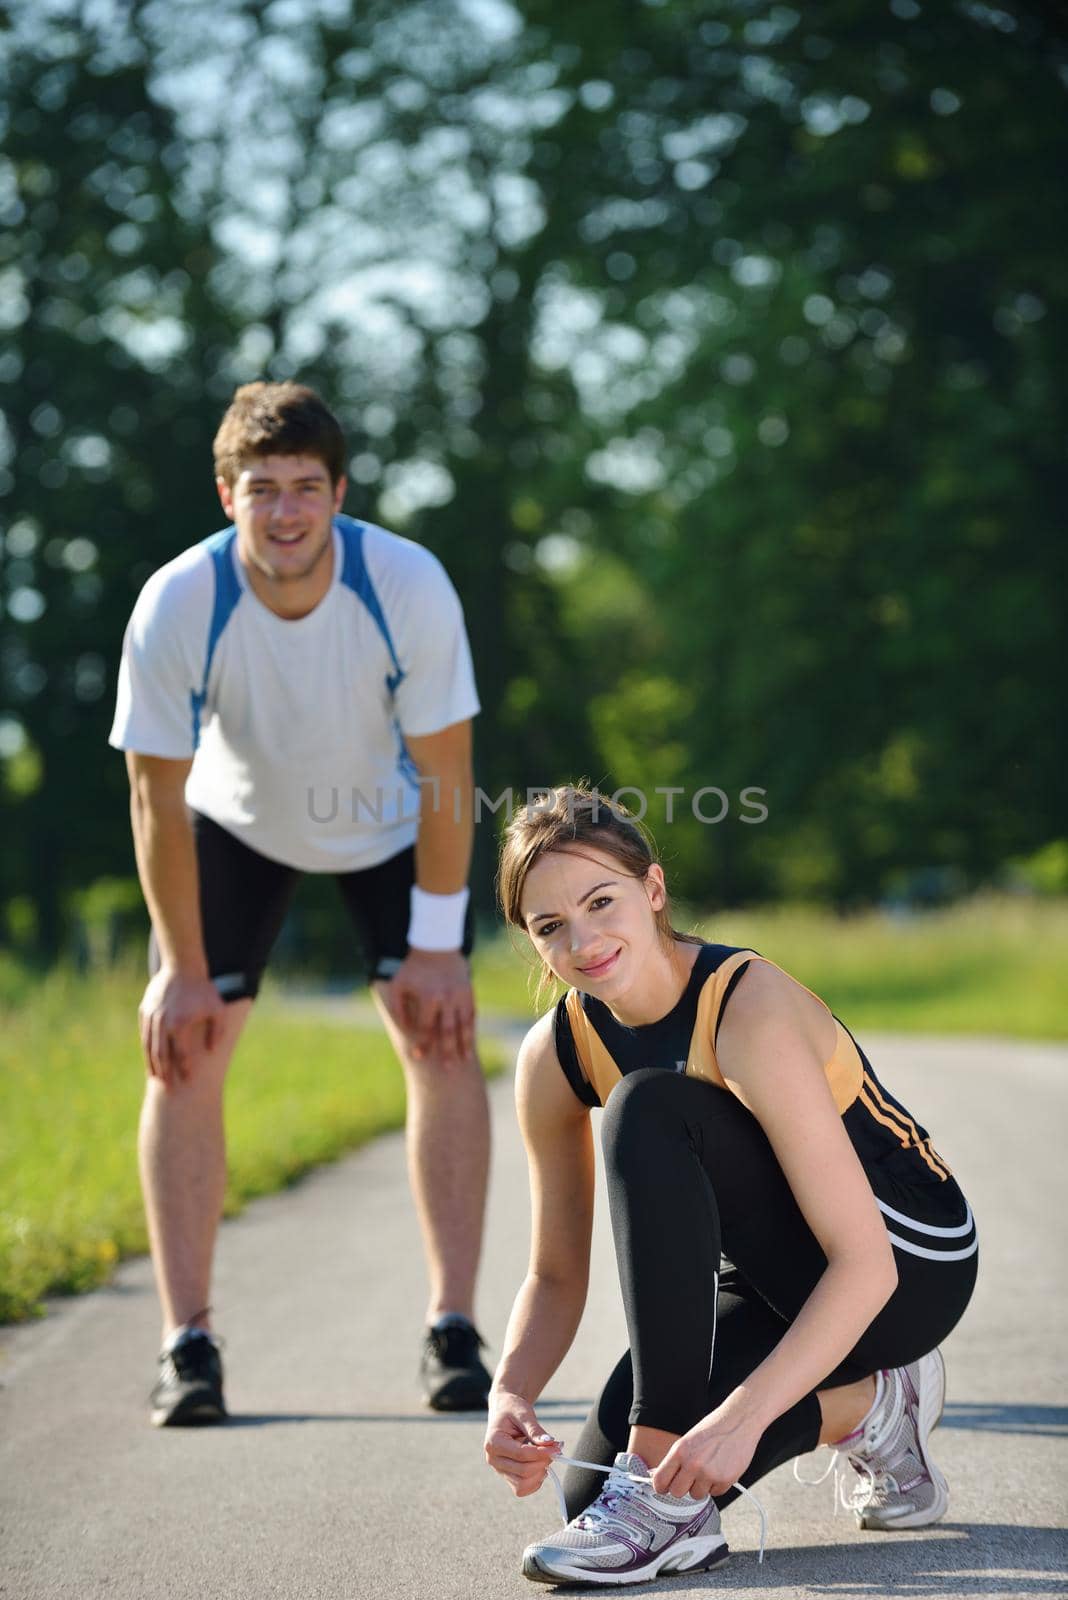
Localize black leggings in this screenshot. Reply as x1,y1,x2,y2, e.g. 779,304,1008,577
564,1070,977,1516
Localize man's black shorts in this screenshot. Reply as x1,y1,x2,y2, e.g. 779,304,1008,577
147,811,475,1002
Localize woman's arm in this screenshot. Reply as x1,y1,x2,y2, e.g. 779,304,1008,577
485,1009,595,1497
653,961,898,1497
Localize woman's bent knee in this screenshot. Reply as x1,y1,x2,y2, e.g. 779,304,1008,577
601,1069,692,1167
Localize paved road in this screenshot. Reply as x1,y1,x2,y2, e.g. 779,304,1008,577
2,1032,1066,1599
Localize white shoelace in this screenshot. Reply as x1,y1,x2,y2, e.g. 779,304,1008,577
792,1448,883,1516
792,1372,892,1517
546,1453,767,1564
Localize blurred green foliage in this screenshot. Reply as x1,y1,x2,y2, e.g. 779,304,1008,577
472,893,1068,1041
0,0,1064,959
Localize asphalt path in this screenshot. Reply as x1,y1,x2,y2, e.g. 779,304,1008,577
2,1029,1066,1599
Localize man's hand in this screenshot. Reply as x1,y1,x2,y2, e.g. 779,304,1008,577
138,968,227,1086
384,948,475,1064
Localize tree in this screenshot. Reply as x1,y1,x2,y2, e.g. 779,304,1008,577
0,1,239,954
513,0,1067,902
3,0,1064,959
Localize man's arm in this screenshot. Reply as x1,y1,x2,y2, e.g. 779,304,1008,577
127,752,225,1083
409,717,474,894
128,753,205,973
382,718,475,1064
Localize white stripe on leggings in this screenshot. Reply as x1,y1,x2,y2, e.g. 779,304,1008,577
886,1229,979,1262
707,1268,719,1387
876,1197,975,1238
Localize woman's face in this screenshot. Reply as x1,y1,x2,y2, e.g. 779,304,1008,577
519,846,667,998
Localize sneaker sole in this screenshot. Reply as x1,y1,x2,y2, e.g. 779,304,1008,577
521,1535,729,1587
424,1381,490,1412
425,1394,489,1413
857,1349,949,1530
151,1396,228,1428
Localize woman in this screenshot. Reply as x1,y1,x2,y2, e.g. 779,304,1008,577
484,787,977,1587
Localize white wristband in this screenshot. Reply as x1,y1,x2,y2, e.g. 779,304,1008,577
407,885,470,952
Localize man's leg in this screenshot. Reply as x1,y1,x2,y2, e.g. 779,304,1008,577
138,997,253,1339
137,811,298,1426
140,810,297,1345
371,983,489,1324
337,842,490,1405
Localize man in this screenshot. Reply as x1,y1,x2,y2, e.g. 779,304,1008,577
109,381,491,1424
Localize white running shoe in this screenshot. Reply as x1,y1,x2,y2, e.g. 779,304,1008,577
845,1350,949,1529
522,1452,728,1587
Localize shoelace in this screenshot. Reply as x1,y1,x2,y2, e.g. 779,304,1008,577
848,1461,897,1514
792,1448,888,1516
546,1453,767,1564
793,1446,842,1515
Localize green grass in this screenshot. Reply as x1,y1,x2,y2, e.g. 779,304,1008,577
472,895,1068,1040
0,963,502,1325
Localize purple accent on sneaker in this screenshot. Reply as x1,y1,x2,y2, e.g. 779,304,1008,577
591,1502,718,1574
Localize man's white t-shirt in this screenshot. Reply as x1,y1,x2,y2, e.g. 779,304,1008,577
109,515,480,873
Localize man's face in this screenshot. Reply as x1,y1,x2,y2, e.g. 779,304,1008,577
217,454,346,587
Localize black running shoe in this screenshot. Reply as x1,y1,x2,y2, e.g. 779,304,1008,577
420,1316,491,1411
150,1329,227,1427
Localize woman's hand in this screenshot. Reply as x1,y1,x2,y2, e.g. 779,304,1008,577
650,1392,765,1500
484,1391,562,1498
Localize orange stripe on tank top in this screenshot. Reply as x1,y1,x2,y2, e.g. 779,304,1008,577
863,1071,952,1179
860,1077,950,1180
859,1084,948,1179
859,1084,910,1147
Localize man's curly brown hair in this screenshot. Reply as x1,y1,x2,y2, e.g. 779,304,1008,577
212,382,346,487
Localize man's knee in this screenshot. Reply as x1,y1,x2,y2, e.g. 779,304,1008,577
140,1042,235,1111
399,1040,484,1089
